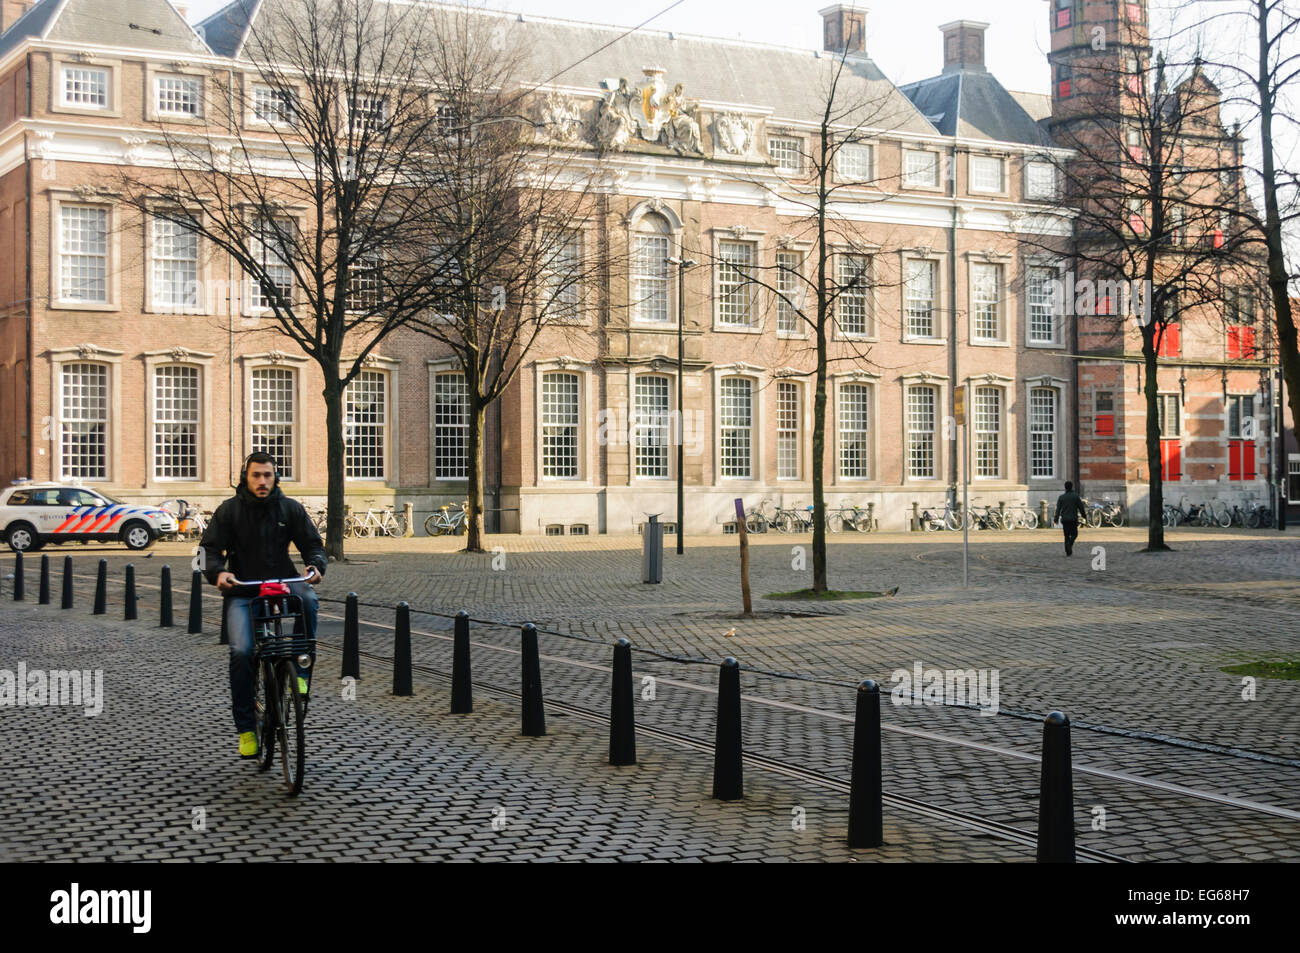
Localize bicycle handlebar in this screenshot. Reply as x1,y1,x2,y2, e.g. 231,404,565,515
227,574,313,586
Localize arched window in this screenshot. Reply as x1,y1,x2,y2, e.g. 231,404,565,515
631,212,672,324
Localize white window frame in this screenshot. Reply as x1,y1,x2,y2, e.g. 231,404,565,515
151,364,201,481
52,200,117,310
769,136,804,175
904,149,941,189
540,227,585,324
431,369,469,482
776,249,805,337
969,154,1005,194
903,257,940,341
250,83,299,127
969,260,1006,344
534,360,594,484
347,93,390,136
57,362,111,482
776,379,802,481
714,238,759,329
632,374,673,480
629,208,678,325
717,376,756,480
52,58,121,116
153,73,203,119
245,214,296,315
149,214,203,315
247,362,303,481
1027,383,1061,481
837,382,873,481
834,251,874,339
972,384,1005,480
1025,261,1065,348
1025,160,1058,200
904,381,944,482
344,369,390,481
836,142,874,182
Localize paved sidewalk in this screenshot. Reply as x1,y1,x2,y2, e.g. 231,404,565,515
0,600,1023,862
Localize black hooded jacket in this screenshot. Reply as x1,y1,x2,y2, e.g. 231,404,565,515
199,480,326,594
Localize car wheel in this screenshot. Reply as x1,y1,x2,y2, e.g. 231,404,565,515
122,521,154,551
6,523,42,553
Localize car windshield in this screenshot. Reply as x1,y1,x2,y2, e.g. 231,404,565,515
94,493,122,505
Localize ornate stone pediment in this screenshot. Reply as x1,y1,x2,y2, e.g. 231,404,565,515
595,68,702,156
535,92,585,145
76,343,99,359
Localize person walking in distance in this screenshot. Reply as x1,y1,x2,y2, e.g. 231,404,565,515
1054,481,1088,556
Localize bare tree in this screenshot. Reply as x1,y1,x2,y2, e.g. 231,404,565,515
401,8,607,553
1031,44,1266,551
118,0,457,560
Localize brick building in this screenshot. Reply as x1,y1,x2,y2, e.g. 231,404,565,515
0,0,1284,534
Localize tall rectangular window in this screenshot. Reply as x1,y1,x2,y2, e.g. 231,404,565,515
345,371,386,479
60,363,108,480
156,75,200,116
248,216,294,310
1027,266,1058,344
632,234,670,323
541,372,580,478
776,251,802,333
1158,393,1182,480
153,218,199,310
1030,387,1058,479
905,150,939,187
349,95,389,135
59,206,109,303
719,378,753,479
251,368,295,479
1289,456,1299,500
837,254,871,336
777,382,800,480
974,386,1002,478
769,136,803,174
62,67,108,107
905,259,936,338
542,229,582,320
154,366,199,479
839,384,871,479
971,263,1003,341
634,376,670,479
716,241,756,326
970,156,1003,192
907,385,936,479
434,373,468,480
1158,394,1181,436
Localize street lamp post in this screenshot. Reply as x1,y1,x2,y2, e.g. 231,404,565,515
669,254,697,555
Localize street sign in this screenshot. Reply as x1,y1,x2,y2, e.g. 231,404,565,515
954,385,967,426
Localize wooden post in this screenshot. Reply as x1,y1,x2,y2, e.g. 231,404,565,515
734,498,752,616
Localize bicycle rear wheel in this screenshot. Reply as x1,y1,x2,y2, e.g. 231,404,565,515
255,660,277,772
275,660,305,796
827,511,843,533
1215,507,1232,528
388,513,408,537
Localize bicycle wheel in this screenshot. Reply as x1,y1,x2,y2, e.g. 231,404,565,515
1087,508,1103,529
1022,511,1039,530
943,510,960,531
388,513,408,537
1215,506,1232,528
853,512,874,533
275,660,306,796
999,510,1014,531
827,511,843,533
255,660,277,772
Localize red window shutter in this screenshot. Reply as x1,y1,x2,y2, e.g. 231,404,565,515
1058,79,1072,98
1057,10,1071,29
1228,441,1243,480
1163,323,1181,357
1245,440,1256,478
1095,413,1114,436
1243,328,1256,359
1161,440,1182,481
1227,327,1241,360
1127,3,1142,21
1130,212,1145,233
1213,229,1224,248
1128,76,1140,94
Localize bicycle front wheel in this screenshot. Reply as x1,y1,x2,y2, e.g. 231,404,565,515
255,660,277,772
1216,507,1232,529
1021,511,1039,530
388,514,408,537
276,661,305,796
827,512,843,533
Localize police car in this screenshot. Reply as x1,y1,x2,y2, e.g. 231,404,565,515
1,480,178,553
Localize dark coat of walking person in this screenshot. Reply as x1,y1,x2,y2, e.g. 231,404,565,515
1054,482,1088,556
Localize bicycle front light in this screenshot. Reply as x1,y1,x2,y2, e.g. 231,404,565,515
297,654,313,669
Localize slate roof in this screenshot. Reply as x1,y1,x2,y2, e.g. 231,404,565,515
0,0,208,60
899,69,1054,147
198,0,938,135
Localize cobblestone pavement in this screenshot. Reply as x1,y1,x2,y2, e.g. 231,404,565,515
5,526,1298,861
0,600,1027,862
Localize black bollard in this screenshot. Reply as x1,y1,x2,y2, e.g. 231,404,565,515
392,602,413,696
848,679,884,847
13,551,23,601
187,570,202,634
341,593,360,680
521,623,546,736
92,559,106,614
1036,711,1076,863
712,657,743,800
159,566,173,627
451,610,472,714
609,638,636,765
61,556,73,609
124,564,137,620
38,554,50,605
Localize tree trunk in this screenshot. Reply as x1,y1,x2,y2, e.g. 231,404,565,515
323,378,346,563
1142,332,1170,551
464,400,487,553
811,335,829,593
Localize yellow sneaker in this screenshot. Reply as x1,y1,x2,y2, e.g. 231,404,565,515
239,731,258,758
297,676,309,697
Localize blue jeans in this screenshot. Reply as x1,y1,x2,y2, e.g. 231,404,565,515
227,583,319,733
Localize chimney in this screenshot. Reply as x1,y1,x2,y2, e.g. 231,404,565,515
820,4,867,56
2,0,33,35
940,20,988,74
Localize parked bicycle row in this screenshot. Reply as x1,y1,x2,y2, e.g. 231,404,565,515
1161,498,1276,528
914,501,1063,532
738,498,877,534
156,498,472,541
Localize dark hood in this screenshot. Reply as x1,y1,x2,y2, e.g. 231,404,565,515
236,481,284,509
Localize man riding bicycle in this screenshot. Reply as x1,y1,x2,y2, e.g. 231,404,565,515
199,452,327,758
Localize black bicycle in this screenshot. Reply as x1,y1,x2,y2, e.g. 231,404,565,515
231,575,315,796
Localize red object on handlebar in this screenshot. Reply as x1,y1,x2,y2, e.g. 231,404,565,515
259,582,290,597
